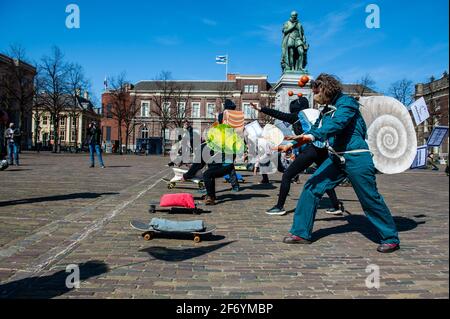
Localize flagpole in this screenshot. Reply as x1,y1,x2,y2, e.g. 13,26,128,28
225,54,228,80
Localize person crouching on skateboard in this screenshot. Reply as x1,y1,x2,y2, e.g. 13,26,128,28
283,73,400,253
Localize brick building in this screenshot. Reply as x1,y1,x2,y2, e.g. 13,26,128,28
414,72,449,160
101,73,377,152
0,53,36,149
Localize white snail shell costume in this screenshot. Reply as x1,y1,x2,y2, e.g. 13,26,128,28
359,96,417,175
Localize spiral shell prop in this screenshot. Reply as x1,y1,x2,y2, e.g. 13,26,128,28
359,96,417,175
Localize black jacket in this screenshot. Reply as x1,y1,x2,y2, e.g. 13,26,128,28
86,127,102,145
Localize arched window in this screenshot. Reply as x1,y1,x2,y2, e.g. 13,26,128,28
141,126,149,139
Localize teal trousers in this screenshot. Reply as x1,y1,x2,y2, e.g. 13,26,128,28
290,152,400,244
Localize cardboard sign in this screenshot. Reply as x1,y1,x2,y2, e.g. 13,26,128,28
410,145,428,169
410,97,430,126
427,126,449,147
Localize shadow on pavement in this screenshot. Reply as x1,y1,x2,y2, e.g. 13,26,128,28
0,260,109,299
312,215,425,243
0,192,119,207
140,241,234,262
215,193,269,204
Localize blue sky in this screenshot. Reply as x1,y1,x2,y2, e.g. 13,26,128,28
0,0,448,104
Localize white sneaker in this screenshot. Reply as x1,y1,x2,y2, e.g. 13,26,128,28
325,208,343,215
265,206,287,216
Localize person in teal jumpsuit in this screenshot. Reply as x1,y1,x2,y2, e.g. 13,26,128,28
283,74,400,253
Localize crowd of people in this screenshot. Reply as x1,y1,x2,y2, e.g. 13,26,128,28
169,73,403,254
2,73,445,254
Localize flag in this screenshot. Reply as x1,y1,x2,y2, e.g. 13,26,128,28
216,55,227,64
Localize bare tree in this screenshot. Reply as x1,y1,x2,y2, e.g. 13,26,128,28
355,74,376,96
150,71,176,154
389,79,414,106
66,63,90,149
37,46,71,153
108,72,137,154
172,83,193,128
0,44,36,148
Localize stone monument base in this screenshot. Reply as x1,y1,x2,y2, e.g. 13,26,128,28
273,72,314,113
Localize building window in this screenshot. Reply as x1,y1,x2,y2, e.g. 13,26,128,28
106,126,111,142
243,103,258,119
71,130,76,142
141,101,150,117
244,85,259,93
141,126,149,139
72,116,77,126
207,103,215,119
163,102,171,115
177,102,186,117
60,117,66,128
106,104,113,118
191,102,201,118
42,116,47,125
164,128,171,141
60,129,66,141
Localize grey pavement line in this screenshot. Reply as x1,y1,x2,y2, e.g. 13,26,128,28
4,168,171,284
0,168,170,260
0,168,170,259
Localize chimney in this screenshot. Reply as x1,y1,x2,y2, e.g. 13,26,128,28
227,73,238,81
83,91,89,99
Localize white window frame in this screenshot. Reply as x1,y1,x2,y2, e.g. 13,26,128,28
141,126,149,139
243,102,258,119
191,102,201,118
177,102,186,117
42,116,48,125
207,103,216,119
60,128,66,141
141,101,150,117
163,102,171,115
60,117,66,128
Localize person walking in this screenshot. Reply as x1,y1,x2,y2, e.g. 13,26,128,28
86,121,105,168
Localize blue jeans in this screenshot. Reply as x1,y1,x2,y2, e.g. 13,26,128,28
89,144,104,167
8,143,19,165
290,152,399,245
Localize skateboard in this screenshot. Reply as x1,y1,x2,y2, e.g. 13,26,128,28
130,220,216,243
149,201,203,215
163,167,205,190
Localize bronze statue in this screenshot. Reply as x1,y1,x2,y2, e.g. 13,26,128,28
281,11,308,73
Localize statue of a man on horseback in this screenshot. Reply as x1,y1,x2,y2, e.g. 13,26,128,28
281,11,309,73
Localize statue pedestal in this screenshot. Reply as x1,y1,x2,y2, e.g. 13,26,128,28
273,72,314,113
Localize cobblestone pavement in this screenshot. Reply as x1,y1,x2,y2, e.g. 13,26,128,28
0,152,448,299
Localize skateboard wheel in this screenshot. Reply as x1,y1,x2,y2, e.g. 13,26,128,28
143,232,153,241
149,205,156,213
168,183,175,189
198,182,205,189
194,235,201,243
